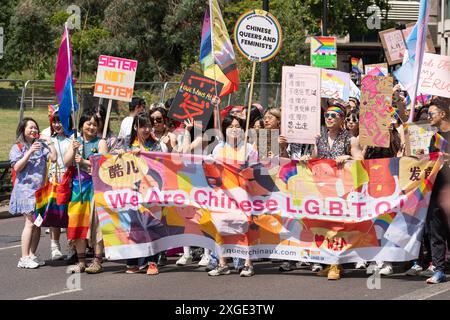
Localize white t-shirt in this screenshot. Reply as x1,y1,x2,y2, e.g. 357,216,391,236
50,134,72,178
119,116,134,141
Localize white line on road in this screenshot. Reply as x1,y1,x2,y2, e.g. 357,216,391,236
392,281,450,300
0,244,21,251
25,289,83,300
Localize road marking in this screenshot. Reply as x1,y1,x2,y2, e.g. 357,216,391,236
26,289,82,300
0,244,21,251
392,281,450,300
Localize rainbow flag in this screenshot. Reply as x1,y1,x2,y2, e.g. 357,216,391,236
351,58,363,74
54,25,78,135
311,36,336,54
200,0,239,97
434,132,448,152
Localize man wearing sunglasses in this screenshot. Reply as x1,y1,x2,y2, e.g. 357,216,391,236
299,103,363,280
422,98,450,284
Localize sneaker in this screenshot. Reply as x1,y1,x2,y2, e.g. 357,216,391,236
205,261,218,272
419,264,436,277
379,262,394,276
51,248,65,261
45,228,50,234
355,261,367,269
30,254,45,266
406,262,423,276
367,261,380,274
208,265,231,276
157,252,168,266
67,263,86,273
426,270,447,284
17,256,39,269
61,228,66,233
279,261,296,272
240,266,255,277
311,263,323,272
198,254,211,267
125,266,140,274
146,262,159,275
327,264,343,280
85,261,103,274
176,254,192,266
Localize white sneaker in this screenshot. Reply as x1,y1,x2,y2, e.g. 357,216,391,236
30,254,46,266
240,266,255,277
311,263,323,272
51,248,65,261
296,261,311,268
419,264,436,277
406,263,423,276
198,254,211,267
378,262,393,276
176,255,192,266
45,228,50,234
355,261,367,269
366,261,380,274
17,256,39,269
61,228,66,233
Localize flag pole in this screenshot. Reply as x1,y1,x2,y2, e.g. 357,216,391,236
65,23,83,203
209,0,222,140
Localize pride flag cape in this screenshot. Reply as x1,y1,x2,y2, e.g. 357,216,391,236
55,25,78,135
91,152,443,264
200,0,239,97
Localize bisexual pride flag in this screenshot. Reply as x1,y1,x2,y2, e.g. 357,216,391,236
55,26,78,135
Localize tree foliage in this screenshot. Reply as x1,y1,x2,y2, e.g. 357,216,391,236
0,0,389,82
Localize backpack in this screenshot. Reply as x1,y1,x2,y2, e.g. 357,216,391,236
11,143,23,188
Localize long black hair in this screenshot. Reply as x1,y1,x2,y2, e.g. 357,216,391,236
149,107,169,127
16,117,39,145
128,112,155,148
93,104,111,135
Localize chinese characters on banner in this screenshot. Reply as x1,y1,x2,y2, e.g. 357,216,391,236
360,75,393,148
418,53,450,99
94,55,138,102
168,69,223,130
379,28,407,65
310,36,337,69
281,65,321,144
320,69,351,101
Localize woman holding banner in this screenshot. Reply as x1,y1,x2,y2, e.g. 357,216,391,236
207,114,258,277
300,103,364,280
150,107,178,153
64,110,108,274
176,116,217,268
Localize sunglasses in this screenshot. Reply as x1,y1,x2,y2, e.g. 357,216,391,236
324,112,339,119
346,117,358,123
151,117,164,123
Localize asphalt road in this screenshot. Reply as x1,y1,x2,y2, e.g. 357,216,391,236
1,215,449,301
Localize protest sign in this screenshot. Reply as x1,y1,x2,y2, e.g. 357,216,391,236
91,151,442,264
168,69,223,130
310,36,337,69
365,63,388,76
418,53,450,99
379,28,407,65
320,69,351,101
281,65,321,144
234,9,282,153
233,9,282,63
94,55,137,102
404,122,437,156
349,80,361,101
403,22,436,54
360,75,393,148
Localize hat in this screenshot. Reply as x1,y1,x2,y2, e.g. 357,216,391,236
48,104,59,117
